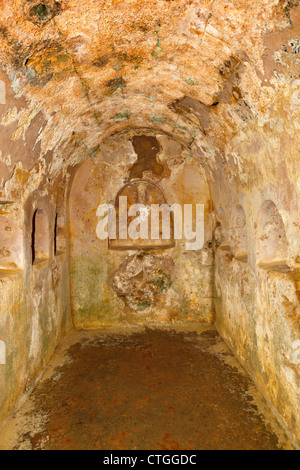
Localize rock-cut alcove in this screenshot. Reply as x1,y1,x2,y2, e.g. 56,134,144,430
256,200,288,267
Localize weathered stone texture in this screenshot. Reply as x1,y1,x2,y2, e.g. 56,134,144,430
0,0,299,449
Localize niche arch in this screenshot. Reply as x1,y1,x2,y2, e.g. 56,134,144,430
31,209,50,264
24,194,53,267
232,205,248,261
256,200,288,265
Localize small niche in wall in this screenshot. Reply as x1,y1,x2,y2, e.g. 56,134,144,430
0,201,23,273
32,209,50,265
256,201,288,269
109,180,175,250
232,205,248,262
54,212,66,256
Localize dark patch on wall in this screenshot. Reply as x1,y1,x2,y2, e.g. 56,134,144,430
131,22,149,33
290,39,300,55
129,135,164,179
0,27,9,40
280,0,300,18
25,43,73,86
93,56,111,68
93,51,143,70
217,55,244,104
105,76,126,94
116,51,144,67
0,27,31,69
216,55,253,122
25,1,62,26
218,56,242,79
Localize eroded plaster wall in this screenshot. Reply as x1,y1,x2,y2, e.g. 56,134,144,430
69,130,214,328
0,70,71,426
210,9,300,447
0,0,299,448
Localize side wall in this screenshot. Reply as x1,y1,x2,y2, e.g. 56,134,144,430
211,64,300,449
0,71,72,426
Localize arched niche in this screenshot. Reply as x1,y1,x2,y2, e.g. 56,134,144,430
232,205,248,261
256,201,288,266
109,180,175,250
24,194,57,269
31,209,50,264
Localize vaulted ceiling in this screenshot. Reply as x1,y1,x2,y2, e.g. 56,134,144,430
0,0,299,191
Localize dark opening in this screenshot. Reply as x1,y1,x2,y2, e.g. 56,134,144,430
54,213,57,256
31,210,37,265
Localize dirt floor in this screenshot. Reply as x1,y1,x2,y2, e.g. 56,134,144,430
0,326,294,450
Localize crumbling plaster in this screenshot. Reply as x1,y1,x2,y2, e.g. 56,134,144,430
69,130,214,328
0,0,299,449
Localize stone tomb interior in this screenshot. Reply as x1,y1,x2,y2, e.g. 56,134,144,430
0,0,299,451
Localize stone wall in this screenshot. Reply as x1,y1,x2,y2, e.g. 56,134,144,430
69,130,214,328
0,0,299,448
0,70,72,426
211,28,300,444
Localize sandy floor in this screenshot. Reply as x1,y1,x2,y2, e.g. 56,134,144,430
0,326,293,450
